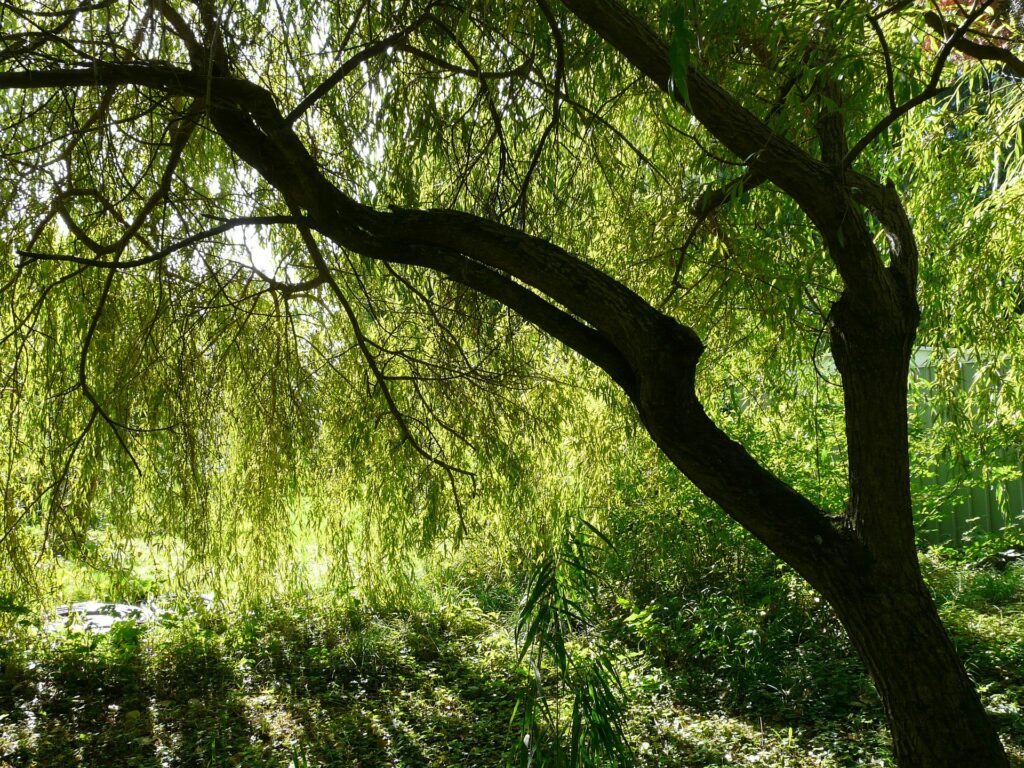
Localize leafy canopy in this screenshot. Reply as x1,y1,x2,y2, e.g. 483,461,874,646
0,0,1023,600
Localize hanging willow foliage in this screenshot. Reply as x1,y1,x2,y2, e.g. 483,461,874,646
2,2,1024,761
0,0,1021,593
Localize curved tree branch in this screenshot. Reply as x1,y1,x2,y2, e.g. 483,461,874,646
923,9,1024,77
0,46,850,580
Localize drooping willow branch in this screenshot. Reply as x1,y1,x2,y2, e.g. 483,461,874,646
289,211,475,533
843,0,999,167
922,9,1024,77
17,215,311,271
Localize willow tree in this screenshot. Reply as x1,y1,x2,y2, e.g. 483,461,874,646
2,0,1023,764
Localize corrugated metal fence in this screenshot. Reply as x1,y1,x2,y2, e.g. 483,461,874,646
913,351,1024,546
917,474,1024,547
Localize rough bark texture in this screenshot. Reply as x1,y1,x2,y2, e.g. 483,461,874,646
624,312,1008,768
828,562,1008,768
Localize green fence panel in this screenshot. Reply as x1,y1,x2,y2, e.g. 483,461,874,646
912,352,1024,547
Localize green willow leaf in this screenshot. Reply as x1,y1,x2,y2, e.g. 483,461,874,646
669,5,696,110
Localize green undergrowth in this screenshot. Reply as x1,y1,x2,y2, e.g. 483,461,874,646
0,599,529,768
2,551,1023,768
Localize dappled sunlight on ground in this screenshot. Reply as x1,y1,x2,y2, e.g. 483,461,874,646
2,581,1022,767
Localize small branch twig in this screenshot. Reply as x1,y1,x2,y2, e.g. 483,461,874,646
844,0,996,167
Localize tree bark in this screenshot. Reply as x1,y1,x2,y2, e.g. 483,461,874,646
635,372,1010,768
825,561,1009,768
824,267,1006,765
623,314,1009,768
558,1,1012,763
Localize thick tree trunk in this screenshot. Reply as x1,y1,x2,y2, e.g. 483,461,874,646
824,559,1008,768
819,286,1008,766
626,319,1010,768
